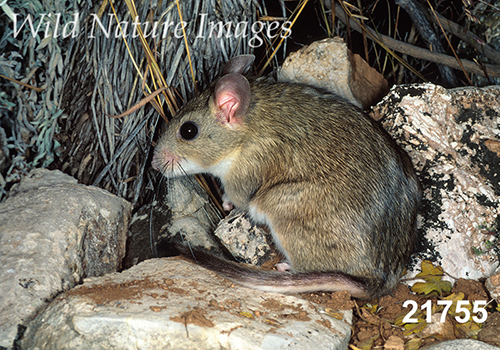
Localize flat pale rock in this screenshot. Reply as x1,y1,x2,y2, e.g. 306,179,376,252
278,37,388,108
19,258,353,350
420,339,500,350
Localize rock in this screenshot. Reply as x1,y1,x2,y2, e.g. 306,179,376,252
214,211,275,265
478,312,500,347
485,268,500,303
123,196,174,269
420,312,456,340
0,169,131,349
165,177,220,248
18,258,353,350
372,84,500,281
420,339,500,350
451,278,490,302
278,37,389,108
125,176,221,268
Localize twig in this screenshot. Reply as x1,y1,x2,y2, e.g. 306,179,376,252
426,0,472,85
338,1,426,81
175,0,197,93
335,3,500,78
394,0,458,86
431,12,500,65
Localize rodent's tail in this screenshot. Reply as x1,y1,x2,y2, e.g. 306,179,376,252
176,244,380,300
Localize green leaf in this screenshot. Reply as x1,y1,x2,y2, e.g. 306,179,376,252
411,260,452,296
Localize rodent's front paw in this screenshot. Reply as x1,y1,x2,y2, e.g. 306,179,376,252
222,194,234,211
275,262,292,272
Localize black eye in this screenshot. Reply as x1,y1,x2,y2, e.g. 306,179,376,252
179,121,199,141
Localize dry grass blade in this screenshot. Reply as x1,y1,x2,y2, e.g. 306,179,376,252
336,1,500,79
426,0,472,85
107,88,168,118
194,174,225,214
175,0,196,93
0,73,45,92
121,0,176,119
337,0,427,81
319,0,332,38
258,0,309,76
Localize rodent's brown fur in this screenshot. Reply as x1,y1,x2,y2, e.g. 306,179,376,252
153,55,421,299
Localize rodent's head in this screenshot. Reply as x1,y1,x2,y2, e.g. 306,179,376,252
152,55,255,180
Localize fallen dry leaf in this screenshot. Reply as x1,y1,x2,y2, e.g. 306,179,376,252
383,335,404,350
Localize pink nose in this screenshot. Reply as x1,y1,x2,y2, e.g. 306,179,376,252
151,148,178,172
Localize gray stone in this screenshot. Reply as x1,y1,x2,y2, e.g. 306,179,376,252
420,339,500,350
478,310,500,346
19,258,352,350
373,84,500,281
0,169,131,348
485,267,500,303
159,176,221,249
214,211,275,265
125,176,222,268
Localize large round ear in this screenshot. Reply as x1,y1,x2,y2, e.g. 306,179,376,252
221,55,255,76
213,73,251,127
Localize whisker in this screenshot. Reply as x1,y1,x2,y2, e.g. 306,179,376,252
154,159,223,263
178,165,224,224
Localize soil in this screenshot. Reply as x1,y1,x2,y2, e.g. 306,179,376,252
299,279,500,349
